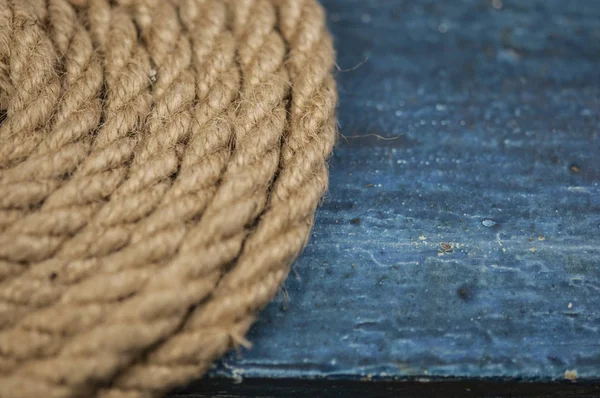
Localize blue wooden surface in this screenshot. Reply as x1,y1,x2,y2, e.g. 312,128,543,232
206,0,600,386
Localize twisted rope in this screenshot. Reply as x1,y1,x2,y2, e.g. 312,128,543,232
0,0,336,397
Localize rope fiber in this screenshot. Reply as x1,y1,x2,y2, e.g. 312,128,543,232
0,0,336,396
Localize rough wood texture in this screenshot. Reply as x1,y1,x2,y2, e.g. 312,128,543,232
172,0,600,395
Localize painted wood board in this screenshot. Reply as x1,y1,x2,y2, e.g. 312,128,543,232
170,0,600,396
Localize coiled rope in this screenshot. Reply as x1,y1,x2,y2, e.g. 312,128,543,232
0,0,336,396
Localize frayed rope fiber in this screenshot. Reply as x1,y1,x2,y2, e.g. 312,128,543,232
0,0,336,396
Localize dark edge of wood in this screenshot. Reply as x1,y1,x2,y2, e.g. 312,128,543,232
169,377,600,398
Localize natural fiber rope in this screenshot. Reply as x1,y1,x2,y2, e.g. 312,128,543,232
0,0,336,396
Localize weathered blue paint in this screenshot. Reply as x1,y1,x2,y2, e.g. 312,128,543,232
204,0,600,387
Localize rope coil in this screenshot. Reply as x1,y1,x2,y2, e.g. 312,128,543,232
0,0,336,396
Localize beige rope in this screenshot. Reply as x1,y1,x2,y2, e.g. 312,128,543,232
0,0,336,397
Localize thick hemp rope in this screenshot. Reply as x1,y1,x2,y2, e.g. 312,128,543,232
0,0,337,396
